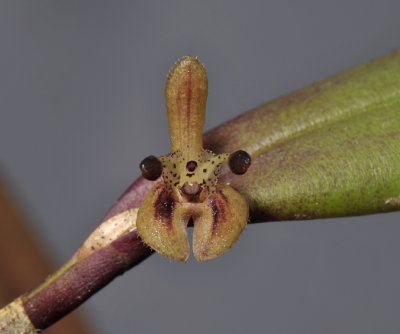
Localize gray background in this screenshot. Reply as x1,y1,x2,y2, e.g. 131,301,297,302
1,1,400,333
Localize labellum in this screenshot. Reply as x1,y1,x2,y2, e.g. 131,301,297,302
137,55,251,261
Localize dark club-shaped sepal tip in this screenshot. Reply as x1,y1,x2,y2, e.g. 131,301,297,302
228,150,251,175
140,155,163,180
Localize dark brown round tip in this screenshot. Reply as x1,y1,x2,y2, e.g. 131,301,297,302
228,150,251,175
186,161,198,172
140,155,163,180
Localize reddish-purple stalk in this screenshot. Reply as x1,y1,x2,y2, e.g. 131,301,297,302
24,231,152,329
22,177,155,329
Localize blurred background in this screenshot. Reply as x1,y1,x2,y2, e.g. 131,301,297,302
1,1,400,333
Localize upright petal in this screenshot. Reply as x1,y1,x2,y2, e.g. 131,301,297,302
165,55,208,158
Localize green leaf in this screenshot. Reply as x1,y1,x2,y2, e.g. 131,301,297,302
204,50,400,222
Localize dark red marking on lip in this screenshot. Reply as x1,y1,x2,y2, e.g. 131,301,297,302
153,185,175,228
217,187,228,203
208,189,228,234
210,200,219,232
